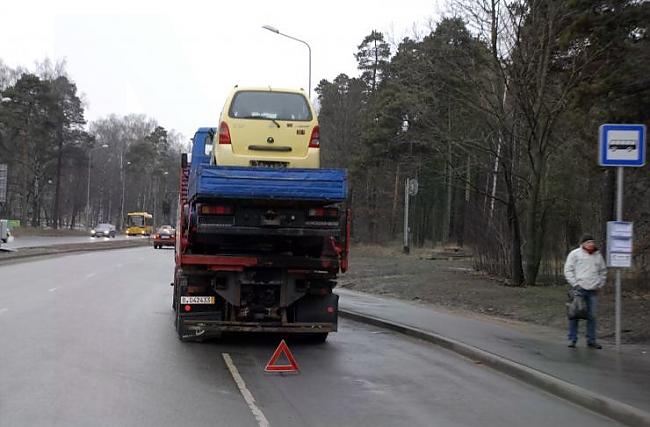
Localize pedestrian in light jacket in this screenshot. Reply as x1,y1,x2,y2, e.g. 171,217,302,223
563,234,608,349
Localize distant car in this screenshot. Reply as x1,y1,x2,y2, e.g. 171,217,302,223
91,223,116,238
213,86,320,169
153,225,175,249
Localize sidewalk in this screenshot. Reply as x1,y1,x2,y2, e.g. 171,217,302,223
337,288,650,414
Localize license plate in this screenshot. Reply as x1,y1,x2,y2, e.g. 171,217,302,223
161,236,170,239
250,160,288,168
181,296,215,304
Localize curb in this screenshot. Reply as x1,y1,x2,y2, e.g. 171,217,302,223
0,240,153,265
339,309,650,427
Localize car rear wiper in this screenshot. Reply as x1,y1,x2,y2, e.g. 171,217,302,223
241,115,281,128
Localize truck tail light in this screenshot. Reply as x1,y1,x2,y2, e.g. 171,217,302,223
219,121,231,145
308,207,338,218
308,125,320,148
201,205,234,215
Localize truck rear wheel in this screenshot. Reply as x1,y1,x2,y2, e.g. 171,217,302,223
311,333,329,343
175,311,190,341
299,332,328,343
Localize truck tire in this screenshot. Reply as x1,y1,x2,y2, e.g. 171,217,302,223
309,333,329,343
175,311,189,341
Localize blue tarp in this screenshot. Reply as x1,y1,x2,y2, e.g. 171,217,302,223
188,165,348,202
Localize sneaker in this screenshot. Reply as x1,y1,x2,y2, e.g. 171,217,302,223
568,341,576,348
587,342,602,349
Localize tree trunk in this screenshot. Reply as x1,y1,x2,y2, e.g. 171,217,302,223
31,173,40,227
390,162,400,239
53,127,63,229
504,165,525,286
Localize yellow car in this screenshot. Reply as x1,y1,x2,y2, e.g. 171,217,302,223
213,86,320,169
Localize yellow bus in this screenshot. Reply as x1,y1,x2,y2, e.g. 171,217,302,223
126,212,153,236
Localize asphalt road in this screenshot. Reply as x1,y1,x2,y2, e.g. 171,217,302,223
0,247,621,427
2,234,135,249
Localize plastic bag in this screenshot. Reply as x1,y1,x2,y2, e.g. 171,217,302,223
566,290,589,320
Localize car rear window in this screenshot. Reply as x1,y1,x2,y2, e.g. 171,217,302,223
229,91,312,121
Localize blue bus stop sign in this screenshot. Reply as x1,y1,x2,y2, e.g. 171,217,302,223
599,124,646,167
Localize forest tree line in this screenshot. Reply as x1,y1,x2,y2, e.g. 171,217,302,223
0,60,184,231
1,1,648,287
316,0,649,286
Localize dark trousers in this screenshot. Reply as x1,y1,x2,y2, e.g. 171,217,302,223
568,288,598,344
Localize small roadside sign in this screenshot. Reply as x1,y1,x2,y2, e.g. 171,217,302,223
599,124,646,167
607,221,633,268
408,178,418,196
264,339,300,373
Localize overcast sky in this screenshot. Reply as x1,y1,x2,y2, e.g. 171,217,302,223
1,0,442,139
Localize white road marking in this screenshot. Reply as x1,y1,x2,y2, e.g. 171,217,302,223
85,273,96,279
222,353,270,427
0,308,8,315
49,288,58,292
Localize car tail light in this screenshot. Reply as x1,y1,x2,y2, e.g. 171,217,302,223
184,305,192,312
219,121,231,145
309,125,320,148
201,205,234,215
308,207,338,218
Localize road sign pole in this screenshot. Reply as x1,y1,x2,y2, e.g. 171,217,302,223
615,166,623,351
403,178,410,254
599,124,645,352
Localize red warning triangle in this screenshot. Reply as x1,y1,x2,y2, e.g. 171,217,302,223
264,339,300,373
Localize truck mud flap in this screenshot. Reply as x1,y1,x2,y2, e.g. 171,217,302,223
293,293,338,330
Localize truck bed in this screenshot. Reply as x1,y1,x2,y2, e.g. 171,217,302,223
188,165,348,202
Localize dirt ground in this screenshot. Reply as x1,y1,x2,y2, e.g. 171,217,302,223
339,245,650,344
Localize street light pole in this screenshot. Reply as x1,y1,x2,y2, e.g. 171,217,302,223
262,25,312,99
120,152,129,231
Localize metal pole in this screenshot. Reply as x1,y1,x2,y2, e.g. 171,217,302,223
403,178,410,254
120,150,125,230
263,27,311,99
281,34,311,98
308,45,311,99
86,150,92,227
615,166,623,351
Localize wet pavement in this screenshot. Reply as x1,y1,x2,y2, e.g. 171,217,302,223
2,234,133,249
0,247,623,426
338,288,650,414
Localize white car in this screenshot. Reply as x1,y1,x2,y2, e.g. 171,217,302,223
91,223,116,238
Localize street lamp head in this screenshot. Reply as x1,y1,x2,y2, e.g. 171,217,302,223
1,97,12,103
101,144,109,148
262,25,279,34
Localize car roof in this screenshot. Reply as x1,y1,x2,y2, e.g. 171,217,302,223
229,86,307,95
